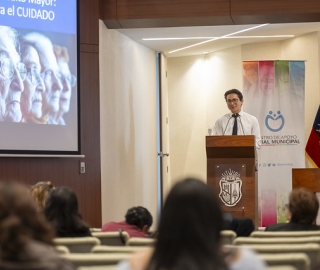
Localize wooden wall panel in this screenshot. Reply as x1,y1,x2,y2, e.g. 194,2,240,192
100,0,320,29
100,0,122,29
0,0,101,227
231,0,320,24
78,48,101,227
80,0,99,45
292,168,320,191
102,0,233,28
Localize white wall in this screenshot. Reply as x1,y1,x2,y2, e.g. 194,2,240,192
167,46,243,183
99,21,158,226
167,32,320,183
98,24,320,226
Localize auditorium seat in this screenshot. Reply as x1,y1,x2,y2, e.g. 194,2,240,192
251,231,320,238
234,236,320,246
62,253,131,267
55,245,70,254
126,237,155,246
54,237,101,253
249,243,319,269
220,230,237,245
267,266,298,270
91,231,130,246
259,253,309,270
90,228,102,233
78,267,115,270
91,245,145,253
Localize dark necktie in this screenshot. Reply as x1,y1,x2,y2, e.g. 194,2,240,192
232,114,239,135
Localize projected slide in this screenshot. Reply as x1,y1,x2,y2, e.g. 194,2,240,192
0,0,79,153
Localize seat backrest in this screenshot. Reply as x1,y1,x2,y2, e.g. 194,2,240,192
90,228,102,233
63,253,131,267
78,266,116,270
251,231,320,238
220,230,237,245
259,253,309,270
55,245,70,254
91,245,145,253
126,237,155,246
54,237,101,253
234,236,320,246
266,266,297,270
91,232,130,246
250,243,319,269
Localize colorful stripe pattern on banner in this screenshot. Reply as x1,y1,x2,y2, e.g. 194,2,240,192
243,60,305,226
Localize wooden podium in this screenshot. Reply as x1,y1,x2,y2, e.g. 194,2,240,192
292,168,320,191
206,135,257,226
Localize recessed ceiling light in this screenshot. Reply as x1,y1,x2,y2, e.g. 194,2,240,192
168,24,269,54
224,35,294,38
142,35,294,41
142,37,215,40
202,51,210,54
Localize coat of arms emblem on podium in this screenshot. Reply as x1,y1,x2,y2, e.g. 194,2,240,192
219,168,242,207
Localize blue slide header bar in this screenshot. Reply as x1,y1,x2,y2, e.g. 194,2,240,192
0,0,76,34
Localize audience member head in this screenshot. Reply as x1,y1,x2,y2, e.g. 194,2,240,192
43,186,89,237
30,181,54,211
147,177,227,270
125,206,153,233
289,188,319,225
0,182,53,260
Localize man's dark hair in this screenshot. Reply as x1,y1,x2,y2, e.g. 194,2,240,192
224,89,243,101
289,188,319,224
125,206,153,229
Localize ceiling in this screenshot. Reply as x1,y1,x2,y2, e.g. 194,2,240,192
117,22,320,58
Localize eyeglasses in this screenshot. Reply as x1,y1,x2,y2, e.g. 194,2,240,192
0,57,27,81
27,67,43,86
40,69,62,82
40,70,77,88
60,73,77,88
226,98,239,104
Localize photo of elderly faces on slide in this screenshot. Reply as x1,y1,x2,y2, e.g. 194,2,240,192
0,25,77,125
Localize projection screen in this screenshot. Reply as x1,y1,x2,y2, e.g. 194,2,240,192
0,0,79,155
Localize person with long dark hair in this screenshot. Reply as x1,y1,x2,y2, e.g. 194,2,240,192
44,186,91,237
148,177,227,270
0,182,75,270
117,178,266,270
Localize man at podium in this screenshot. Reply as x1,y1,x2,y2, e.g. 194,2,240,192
213,89,261,150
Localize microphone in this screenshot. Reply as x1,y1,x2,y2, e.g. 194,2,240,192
223,115,233,135
238,114,246,135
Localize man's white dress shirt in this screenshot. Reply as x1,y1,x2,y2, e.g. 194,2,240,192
214,111,261,150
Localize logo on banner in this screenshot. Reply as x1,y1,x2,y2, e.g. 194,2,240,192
219,169,242,207
265,111,285,132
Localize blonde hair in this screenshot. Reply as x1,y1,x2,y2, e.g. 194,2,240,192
30,181,54,211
